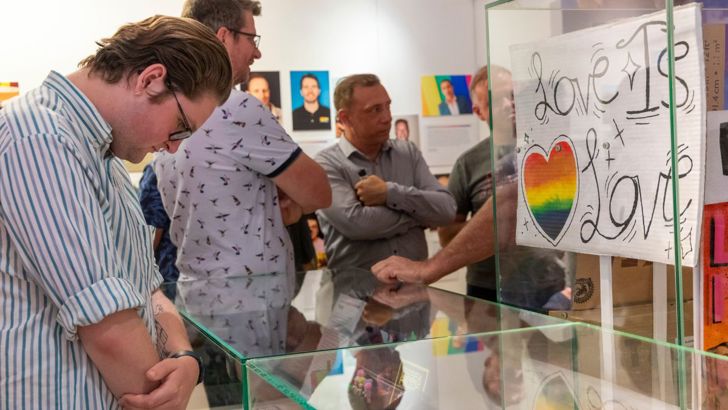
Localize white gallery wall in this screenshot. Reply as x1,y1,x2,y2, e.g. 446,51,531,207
2,0,488,171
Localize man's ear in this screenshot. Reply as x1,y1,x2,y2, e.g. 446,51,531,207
215,26,229,44
134,63,167,96
338,109,350,126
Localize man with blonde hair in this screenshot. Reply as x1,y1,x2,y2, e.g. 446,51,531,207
316,74,456,271
0,15,232,409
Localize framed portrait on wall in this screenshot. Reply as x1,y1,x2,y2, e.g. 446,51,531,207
241,71,283,124
390,114,420,148
290,71,332,131
421,75,472,117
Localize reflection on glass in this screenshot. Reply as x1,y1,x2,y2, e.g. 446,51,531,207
171,268,565,362
248,322,728,409
487,0,707,346
170,267,565,408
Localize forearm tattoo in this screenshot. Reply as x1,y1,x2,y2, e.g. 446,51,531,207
154,303,170,358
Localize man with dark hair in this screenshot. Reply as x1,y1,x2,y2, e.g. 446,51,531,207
153,0,331,378
316,73,455,271
438,78,472,116
292,73,332,130
0,15,232,409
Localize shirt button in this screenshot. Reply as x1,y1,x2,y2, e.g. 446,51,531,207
393,250,398,255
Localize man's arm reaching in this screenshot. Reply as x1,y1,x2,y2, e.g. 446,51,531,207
372,181,517,284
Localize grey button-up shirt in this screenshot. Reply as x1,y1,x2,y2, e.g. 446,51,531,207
315,138,456,270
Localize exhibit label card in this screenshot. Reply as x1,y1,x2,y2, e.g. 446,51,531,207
511,4,705,266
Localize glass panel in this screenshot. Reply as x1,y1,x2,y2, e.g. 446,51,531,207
176,301,245,409
695,1,728,354
167,268,565,364
247,322,728,409
246,365,314,409
168,267,565,408
484,0,705,346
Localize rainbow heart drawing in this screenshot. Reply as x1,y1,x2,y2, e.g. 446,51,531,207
521,136,578,246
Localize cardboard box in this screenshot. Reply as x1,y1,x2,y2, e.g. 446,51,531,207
550,301,693,342
572,254,692,311
539,303,693,403
704,24,726,111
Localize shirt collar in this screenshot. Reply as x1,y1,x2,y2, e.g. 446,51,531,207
338,137,392,160
43,71,113,155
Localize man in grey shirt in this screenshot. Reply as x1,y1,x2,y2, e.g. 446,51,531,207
316,74,456,271
438,66,512,302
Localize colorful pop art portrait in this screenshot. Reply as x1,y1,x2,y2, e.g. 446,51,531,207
421,75,473,117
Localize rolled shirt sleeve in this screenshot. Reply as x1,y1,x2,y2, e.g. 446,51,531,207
0,135,153,340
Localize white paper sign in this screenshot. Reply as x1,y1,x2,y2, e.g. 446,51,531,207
511,5,705,266
422,123,477,167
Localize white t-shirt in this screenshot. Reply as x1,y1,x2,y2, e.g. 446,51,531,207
156,89,299,283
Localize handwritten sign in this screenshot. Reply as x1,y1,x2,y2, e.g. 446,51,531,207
512,4,705,266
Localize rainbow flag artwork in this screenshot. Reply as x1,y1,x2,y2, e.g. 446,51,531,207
521,137,578,245
0,82,19,104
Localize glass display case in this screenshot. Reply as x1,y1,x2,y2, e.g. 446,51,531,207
168,2,728,407
176,304,246,409
169,268,565,408
246,322,728,409
484,0,728,350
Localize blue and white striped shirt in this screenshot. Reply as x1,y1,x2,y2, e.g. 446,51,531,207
0,71,162,409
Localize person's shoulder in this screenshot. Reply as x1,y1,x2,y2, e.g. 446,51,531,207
1,96,77,154
458,139,490,161
205,89,285,134
218,89,265,115
220,88,249,107
2,87,65,136
314,141,343,162
315,140,340,156
389,138,420,156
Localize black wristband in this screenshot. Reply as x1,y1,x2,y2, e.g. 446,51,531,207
169,350,204,384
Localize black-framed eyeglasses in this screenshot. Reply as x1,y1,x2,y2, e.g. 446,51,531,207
226,27,261,49
166,81,193,141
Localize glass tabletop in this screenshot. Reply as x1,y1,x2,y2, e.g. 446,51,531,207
166,268,566,362
165,268,567,408
245,321,728,409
